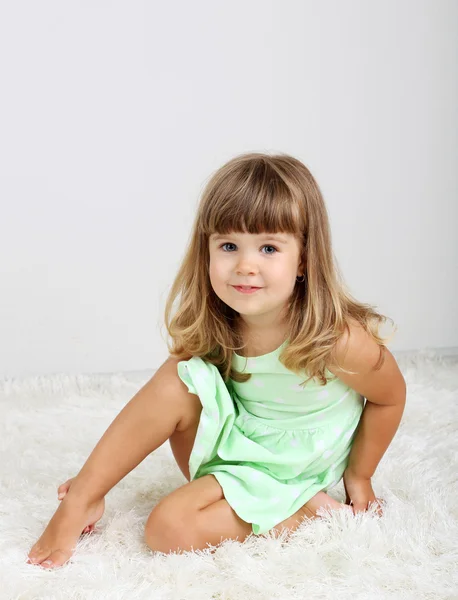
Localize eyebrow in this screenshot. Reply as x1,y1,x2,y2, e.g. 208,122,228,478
210,234,289,244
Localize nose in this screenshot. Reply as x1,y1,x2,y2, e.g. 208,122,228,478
236,258,259,276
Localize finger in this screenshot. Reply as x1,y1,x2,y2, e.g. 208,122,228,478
57,479,72,498
57,479,72,492
369,499,384,516
351,501,368,515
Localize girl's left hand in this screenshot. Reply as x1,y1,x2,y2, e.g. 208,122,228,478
343,468,384,516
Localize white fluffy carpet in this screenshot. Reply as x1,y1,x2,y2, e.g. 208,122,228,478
1,350,457,600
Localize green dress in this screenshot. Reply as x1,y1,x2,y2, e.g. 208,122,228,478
176,339,364,535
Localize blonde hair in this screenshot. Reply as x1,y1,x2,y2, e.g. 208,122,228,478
163,152,396,386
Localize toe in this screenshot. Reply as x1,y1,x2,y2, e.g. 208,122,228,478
39,549,72,569
27,546,52,565
27,545,72,569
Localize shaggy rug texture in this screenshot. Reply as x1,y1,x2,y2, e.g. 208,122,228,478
0,350,457,600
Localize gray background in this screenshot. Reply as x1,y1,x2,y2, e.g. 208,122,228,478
1,0,457,378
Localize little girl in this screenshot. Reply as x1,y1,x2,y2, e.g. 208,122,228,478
27,152,406,569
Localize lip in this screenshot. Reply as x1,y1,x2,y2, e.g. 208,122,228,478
232,285,262,294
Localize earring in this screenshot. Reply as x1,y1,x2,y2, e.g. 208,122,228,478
296,274,305,283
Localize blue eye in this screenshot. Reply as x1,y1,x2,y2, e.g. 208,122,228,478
219,243,278,254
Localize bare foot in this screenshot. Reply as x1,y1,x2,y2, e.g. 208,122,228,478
56,478,104,534
303,491,349,518
27,479,105,570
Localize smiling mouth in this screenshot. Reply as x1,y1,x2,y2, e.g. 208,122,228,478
232,285,262,294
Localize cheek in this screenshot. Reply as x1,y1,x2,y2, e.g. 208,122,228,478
209,260,225,287
271,262,292,279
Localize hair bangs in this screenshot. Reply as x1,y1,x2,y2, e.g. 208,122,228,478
200,164,304,238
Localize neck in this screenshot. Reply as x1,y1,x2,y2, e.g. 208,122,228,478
236,319,288,357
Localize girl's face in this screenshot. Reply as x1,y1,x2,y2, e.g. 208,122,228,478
208,231,303,330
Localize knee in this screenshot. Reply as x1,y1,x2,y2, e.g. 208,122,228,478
144,503,189,555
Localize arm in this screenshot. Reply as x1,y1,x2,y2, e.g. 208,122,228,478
328,320,407,508
346,397,405,479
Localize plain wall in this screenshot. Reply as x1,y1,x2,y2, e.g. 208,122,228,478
1,0,457,379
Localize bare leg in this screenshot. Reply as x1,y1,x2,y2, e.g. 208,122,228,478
145,473,349,554
192,490,348,552
27,356,199,569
